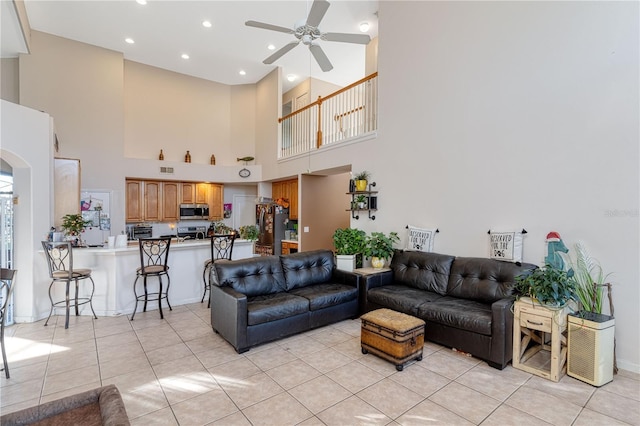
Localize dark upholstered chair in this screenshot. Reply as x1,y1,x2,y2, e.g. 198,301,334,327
202,233,235,308
131,237,171,320
42,241,97,329
1,268,16,379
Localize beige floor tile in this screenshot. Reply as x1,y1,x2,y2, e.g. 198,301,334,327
210,411,252,426
130,407,178,426
0,378,45,408
297,416,327,426
310,327,354,346
39,381,102,404
159,370,221,405
573,408,630,426
332,318,362,337
99,353,152,380
184,333,228,354
117,380,170,420
586,389,640,425
173,324,213,341
481,405,553,426
266,358,322,390
171,387,239,425
145,342,193,366
195,343,243,369
524,374,596,406
242,392,314,425
97,340,145,365
208,358,262,383
326,360,385,393
598,374,640,401
152,354,206,380
277,335,329,357
289,375,352,414
42,364,100,396
331,336,367,360
48,339,97,360
218,372,284,409
429,382,501,424
0,361,47,387
245,345,299,371
505,386,582,425
94,321,134,339
396,399,474,426
96,331,139,350
0,398,41,415
317,395,391,426
389,364,450,398
456,363,531,401
102,366,158,391
356,351,401,376
420,351,479,380
46,350,98,375
301,347,356,373
138,332,183,352
357,378,425,419
617,368,640,381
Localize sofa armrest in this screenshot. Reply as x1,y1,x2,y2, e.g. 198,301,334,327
489,297,516,369
210,285,249,353
331,269,360,288
359,270,394,313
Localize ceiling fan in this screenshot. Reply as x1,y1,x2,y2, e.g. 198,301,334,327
245,0,371,72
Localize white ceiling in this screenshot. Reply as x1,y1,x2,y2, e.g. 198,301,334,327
3,0,378,92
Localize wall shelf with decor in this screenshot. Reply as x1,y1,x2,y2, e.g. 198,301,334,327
347,182,378,220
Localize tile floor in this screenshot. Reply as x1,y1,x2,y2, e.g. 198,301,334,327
1,303,638,425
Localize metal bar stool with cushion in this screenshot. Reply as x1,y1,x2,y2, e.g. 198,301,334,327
131,237,171,320
1,268,16,379
202,233,236,308
41,241,97,329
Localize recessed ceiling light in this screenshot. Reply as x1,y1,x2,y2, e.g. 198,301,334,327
181,53,190,60
359,22,370,32
136,0,147,5
202,20,212,28
267,44,276,50
286,74,297,82
239,70,246,76
125,38,135,44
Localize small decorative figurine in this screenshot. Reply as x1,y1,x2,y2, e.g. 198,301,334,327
545,231,568,270
159,149,164,160
210,154,216,165
185,150,191,163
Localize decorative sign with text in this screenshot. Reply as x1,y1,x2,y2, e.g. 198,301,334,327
488,230,523,263
407,225,436,252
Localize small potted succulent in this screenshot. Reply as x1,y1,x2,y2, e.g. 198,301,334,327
354,171,371,191
365,231,400,269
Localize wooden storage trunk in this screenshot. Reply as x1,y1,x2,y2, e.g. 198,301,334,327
361,308,425,371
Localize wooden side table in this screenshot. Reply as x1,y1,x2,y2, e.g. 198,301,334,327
512,297,576,382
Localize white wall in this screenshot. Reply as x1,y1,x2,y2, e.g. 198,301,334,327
370,1,639,371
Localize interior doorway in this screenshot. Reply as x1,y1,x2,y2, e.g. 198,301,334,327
0,159,14,325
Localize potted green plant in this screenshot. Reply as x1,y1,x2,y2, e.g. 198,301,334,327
514,265,577,308
239,225,259,241
560,242,612,314
333,227,366,271
355,194,367,209
354,171,370,191
365,231,400,269
60,213,91,247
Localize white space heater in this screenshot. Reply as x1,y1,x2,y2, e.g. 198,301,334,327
567,312,615,386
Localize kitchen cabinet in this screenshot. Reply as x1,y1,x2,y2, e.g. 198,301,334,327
281,241,298,255
162,182,179,221
195,183,209,204
126,180,143,222
143,181,162,222
181,182,195,204
272,178,298,220
209,184,223,220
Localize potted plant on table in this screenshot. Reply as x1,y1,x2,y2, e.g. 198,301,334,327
333,227,366,271
354,171,370,192
514,265,577,308
365,231,400,269
61,213,91,247
239,225,259,241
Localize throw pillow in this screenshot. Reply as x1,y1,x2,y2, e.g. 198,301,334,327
489,230,524,263
407,225,437,252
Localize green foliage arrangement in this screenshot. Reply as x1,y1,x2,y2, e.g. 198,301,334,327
332,228,366,255
354,171,370,181
213,221,235,235
61,214,91,236
239,225,259,241
365,231,400,260
514,265,577,307
561,242,612,313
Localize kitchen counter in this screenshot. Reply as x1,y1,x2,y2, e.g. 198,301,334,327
281,239,299,244
44,239,256,318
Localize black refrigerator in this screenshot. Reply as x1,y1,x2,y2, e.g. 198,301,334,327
255,203,288,256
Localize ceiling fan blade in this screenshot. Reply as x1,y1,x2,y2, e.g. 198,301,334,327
306,0,330,28
309,44,333,72
245,20,294,34
323,32,371,45
263,41,300,64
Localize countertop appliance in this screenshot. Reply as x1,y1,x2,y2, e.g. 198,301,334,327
255,203,288,256
179,204,210,220
177,226,207,240
127,225,153,241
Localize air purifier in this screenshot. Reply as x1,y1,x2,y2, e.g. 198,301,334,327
567,311,615,386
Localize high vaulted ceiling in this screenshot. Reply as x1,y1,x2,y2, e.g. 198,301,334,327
2,0,378,92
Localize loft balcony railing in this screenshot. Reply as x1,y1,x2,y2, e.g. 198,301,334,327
279,72,378,159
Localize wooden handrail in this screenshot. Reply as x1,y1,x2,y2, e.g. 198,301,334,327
278,72,378,123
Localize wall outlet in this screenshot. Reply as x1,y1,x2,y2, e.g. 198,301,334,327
303,226,309,233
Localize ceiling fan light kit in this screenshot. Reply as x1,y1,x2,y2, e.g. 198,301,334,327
245,0,371,73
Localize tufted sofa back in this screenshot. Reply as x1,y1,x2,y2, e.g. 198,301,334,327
447,257,537,303
212,255,286,297
389,250,455,295
281,249,334,291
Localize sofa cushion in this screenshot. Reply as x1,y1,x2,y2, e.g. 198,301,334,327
289,283,358,311
447,257,537,303
247,293,309,326
281,250,334,291
368,285,444,316
213,256,286,297
389,250,455,295
417,297,493,336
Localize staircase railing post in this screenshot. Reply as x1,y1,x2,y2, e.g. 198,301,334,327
316,96,323,149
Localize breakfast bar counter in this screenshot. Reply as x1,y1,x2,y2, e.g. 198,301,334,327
65,239,256,317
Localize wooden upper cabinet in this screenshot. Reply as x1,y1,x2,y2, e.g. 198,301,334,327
144,181,162,222
289,179,298,220
195,183,209,204
126,180,143,222
209,184,223,220
181,182,195,204
162,182,179,221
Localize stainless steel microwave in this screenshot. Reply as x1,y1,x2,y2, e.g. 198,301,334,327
179,204,209,220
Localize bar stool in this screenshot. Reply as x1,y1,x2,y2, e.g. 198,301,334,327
131,237,171,320
202,233,236,308
0,268,16,379
41,241,97,329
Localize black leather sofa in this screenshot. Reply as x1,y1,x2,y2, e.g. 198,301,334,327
361,250,537,369
210,249,359,353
